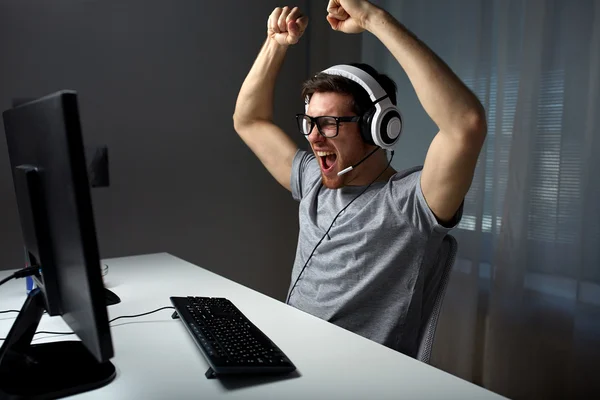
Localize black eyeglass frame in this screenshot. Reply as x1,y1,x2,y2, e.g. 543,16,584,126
295,114,362,138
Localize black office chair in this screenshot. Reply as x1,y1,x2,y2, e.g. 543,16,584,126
416,234,458,364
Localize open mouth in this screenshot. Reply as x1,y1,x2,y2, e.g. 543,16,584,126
316,150,337,173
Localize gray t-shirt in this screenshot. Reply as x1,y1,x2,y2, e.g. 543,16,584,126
288,149,462,357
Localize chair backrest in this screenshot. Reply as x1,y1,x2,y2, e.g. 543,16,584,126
416,234,458,364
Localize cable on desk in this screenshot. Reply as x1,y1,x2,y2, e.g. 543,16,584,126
0,306,176,341
0,276,13,287
108,306,175,323
34,331,76,336
0,266,39,288
0,309,48,317
0,330,75,341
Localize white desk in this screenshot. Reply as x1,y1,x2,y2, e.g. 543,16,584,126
0,253,504,399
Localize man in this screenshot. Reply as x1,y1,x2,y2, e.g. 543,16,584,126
233,0,486,357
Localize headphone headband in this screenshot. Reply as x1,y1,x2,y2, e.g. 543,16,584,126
321,65,389,105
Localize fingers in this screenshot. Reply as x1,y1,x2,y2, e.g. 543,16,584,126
287,6,301,26
287,7,307,40
326,0,348,19
326,15,341,30
290,7,308,30
267,6,308,45
277,6,290,32
325,1,365,34
268,7,283,33
296,15,309,31
326,0,338,12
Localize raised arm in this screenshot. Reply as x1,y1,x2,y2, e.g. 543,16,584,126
233,6,308,191
327,0,487,223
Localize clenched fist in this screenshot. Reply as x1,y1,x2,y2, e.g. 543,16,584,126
267,6,309,46
326,0,375,34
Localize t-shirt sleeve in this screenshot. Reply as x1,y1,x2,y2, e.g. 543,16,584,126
290,149,321,201
389,168,463,235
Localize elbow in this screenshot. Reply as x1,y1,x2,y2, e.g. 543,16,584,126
467,101,487,135
232,113,241,133
462,105,487,145
233,113,250,135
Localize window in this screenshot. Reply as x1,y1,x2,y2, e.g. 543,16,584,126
458,67,568,245
458,67,521,235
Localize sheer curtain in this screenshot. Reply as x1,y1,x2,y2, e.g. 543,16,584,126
363,0,600,398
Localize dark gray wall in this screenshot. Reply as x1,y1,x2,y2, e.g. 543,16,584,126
306,1,363,74
0,1,360,301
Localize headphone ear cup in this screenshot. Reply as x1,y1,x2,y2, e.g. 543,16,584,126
377,108,402,148
360,108,376,145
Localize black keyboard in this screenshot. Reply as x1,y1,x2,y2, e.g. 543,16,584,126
170,296,296,379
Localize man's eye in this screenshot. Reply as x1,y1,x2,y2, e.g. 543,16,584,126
321,119,336,128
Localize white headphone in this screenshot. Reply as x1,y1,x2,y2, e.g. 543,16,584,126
304,64,402,149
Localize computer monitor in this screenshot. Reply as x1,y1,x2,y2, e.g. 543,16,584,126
0,91,116,399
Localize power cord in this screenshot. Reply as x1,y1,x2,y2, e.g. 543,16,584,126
0,266,39,287
0,310,20,314
0,264,107,288
33,331,76,337
0,306,176,341
286,149,395,304
108,306,175,324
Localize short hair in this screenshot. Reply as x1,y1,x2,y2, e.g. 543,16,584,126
301,63,397,116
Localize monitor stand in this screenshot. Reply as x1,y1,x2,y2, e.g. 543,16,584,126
104,287,121,306
0,289,116,399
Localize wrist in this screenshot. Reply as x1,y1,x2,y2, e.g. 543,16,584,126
266,36,292,51
363,5,391,33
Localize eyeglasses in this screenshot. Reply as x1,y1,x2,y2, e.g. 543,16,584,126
295,114,361,138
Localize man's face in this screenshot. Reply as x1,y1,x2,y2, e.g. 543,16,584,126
306,92,370,189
